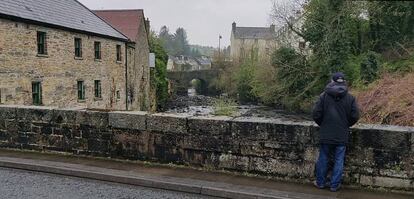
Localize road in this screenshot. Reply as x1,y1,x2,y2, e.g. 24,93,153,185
0,167,219,199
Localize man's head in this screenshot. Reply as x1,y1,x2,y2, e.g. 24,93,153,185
332,72,345,83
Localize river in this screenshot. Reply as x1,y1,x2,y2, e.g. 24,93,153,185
164,95,311,122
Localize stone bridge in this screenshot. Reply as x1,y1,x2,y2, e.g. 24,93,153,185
167,69,219,96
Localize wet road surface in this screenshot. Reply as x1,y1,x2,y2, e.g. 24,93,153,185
0,167,219,199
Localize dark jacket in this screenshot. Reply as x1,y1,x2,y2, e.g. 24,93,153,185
312,81,360,145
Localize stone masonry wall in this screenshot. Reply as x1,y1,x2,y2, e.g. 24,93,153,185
127,17,150,111
0,18,127,110
0,105,413,191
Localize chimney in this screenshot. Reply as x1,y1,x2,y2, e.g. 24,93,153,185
270,24,275,33
145,18,150,34
232,22,236,33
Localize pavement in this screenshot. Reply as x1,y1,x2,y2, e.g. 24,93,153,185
0,149,412,199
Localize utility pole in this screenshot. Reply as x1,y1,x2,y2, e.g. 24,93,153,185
218,35,222,61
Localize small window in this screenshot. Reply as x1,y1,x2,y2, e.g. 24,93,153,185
116,45,122,61
77,81,85,100
94,42,101,60
299,41,306,50
32,82,42,105
94,80,102,98
37,32,47,55
74,38,82,57
116,90,120,100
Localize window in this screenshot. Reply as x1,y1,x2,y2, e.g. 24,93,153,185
77,81,85,100
116,90,120,100
74,38,82,57
94,80,102,98
116,45,122,61
299,41,306,50
32,82,42,105
94,42,101,59
37,32,47,55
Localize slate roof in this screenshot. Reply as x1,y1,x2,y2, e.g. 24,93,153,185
94,10,146,42
233,27,275,40
0,0,128,41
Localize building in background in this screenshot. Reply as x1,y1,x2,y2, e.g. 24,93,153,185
167,55,212,71
274,17,310,56
0,0,150,111
230,22,277,63
230,18,309,63
94,9,151,111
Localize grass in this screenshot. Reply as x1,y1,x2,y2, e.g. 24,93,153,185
213,98,238,116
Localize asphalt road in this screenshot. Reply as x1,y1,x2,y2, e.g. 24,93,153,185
0,167,220,199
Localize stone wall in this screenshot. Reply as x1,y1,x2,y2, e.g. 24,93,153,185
0,105,413,191
0,18,127,110
128,17,151,111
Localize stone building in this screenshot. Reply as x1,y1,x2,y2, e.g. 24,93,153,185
230,19,309,63
0,0,150,111
230,22,277,63
94,9,151,111
167,55,212,71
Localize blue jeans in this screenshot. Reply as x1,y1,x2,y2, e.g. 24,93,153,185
316,144,346,188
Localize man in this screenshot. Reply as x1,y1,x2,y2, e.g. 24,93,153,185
312,72,360,192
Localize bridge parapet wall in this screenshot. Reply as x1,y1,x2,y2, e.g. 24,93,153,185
0,105,413,191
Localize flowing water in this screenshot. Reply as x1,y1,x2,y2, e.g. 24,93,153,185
164,95,310,122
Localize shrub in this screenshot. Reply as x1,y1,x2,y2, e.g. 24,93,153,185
213,98,238,116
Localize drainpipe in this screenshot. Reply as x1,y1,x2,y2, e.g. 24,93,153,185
125,43,129,111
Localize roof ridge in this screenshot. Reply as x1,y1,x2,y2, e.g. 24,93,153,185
72,0,130,41
237,26,271,29
93,9,144,12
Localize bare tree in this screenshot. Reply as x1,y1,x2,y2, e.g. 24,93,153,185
270,0,308,39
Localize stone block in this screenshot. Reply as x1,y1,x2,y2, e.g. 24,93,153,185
16,106,54,123
360,175,413,189
268,121,312,145
304,147,318,162
352,126,412,151
147,113,188,134
231,118,269,140
218,153,249,171
0,106,16,121
109,111,147,130
347,147,375,167
181,135,229,152
379,169,409,179
76,110,109,128
249,157,313,178
188,116,231,136
53,109,77,124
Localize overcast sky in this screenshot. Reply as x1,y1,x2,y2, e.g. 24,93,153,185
78,0,274,47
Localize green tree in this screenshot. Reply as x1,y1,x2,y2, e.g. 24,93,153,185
235,59,257,104
174,27,191,56
252,47,315,110
149,32,169,110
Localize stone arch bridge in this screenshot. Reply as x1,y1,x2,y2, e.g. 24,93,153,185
167,69,219,96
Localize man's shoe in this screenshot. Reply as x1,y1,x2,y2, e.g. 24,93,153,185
330,184,341,192
313,181,325,189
